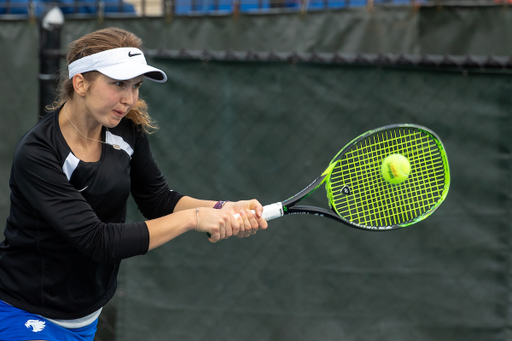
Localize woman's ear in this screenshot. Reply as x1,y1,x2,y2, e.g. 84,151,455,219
72,74,88,97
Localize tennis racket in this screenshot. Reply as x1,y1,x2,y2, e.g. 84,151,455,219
247,123,450,231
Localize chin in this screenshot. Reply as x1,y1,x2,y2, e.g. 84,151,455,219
104,121,120,129
106,116,124,128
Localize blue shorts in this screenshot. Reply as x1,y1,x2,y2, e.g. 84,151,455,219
0,301,98,341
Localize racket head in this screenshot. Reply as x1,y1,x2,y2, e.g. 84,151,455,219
324,124,450,230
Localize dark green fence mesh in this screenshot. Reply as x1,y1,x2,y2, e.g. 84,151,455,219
1,12,512,341
116,58,512,341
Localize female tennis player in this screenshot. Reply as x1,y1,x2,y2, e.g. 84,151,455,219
0,27,267,341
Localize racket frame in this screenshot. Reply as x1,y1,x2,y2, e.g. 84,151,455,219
267,123,450,230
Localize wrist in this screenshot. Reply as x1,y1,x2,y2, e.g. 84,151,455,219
194,207,200,231
213,200,230,209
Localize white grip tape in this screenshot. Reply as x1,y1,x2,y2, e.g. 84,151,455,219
233,202,284,222
261,202,284,221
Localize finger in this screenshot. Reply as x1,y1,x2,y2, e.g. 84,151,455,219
247,200,268,230
240,210,253,237
249,199,264,217
218,220,226,240
237,212,246,238
208,227,220,243
245,209,259,235
246,209,259,227
258,217,269,230
230,215,241,236
224,218,233,238
236,210,248,238
254,211,268,230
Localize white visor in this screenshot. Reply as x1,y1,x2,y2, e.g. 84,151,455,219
68,47,167,83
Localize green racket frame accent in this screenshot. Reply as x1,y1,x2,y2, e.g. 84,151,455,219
323,124,450,229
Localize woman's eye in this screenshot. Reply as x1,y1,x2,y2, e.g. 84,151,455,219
114,81,141,89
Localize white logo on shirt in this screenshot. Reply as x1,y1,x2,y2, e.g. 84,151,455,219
25,319,46,332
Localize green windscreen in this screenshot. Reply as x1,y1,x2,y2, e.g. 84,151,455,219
327,126,449,229
1,15,512,341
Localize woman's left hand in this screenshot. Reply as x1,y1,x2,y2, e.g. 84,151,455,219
222,200,268,238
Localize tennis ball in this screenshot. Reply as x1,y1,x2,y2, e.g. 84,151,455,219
381,154,411,185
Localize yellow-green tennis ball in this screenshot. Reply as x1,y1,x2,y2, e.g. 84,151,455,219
381,154,411,185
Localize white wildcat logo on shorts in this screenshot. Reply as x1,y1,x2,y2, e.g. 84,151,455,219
25,319,46,332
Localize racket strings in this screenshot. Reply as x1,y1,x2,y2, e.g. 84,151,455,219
349,130,443,226
360,131,444,225
327,127,448,228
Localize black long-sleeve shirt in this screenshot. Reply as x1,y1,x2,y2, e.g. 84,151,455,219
0,109,183,319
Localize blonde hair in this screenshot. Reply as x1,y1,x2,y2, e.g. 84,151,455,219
49,27,157,133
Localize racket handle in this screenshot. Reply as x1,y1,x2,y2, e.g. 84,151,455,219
233,202,284,221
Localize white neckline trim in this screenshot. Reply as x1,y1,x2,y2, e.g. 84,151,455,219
105,130,134,158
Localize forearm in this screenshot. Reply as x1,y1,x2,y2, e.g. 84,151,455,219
173,196,217,212
146,209,197,250
147,197,217,250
